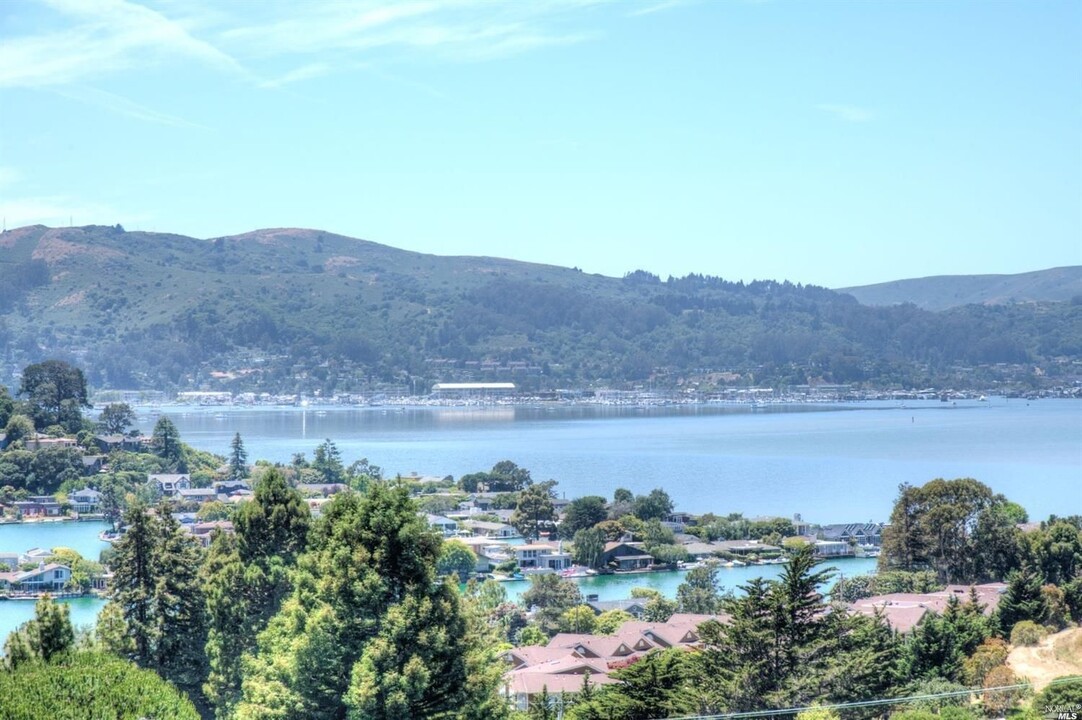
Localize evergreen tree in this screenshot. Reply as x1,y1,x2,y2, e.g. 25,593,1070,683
228,432,248,481
204,469,310,718
512,483,556,541
237,484,500,719
676,565,722,614
1,594,75,668
311,438,345,484
106,504,208,707
997,563,1049,630
151,416,184,467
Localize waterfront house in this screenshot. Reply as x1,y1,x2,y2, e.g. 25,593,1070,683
457,536,511,573
819,522,883,546
187,521,235,548
0,563,72,592
151,473,191,497
601,542,654,571
0,553,19,571
69,488,102,514
423,513,459,537
712,539,781,556
176,488,218,504
296,483,348,497
585,599,648,618
681,541,723,561
14,497,63,518
19,548,53,565
814,540,853,557
460,520,518,539
514,543,572,572
94,434,145,453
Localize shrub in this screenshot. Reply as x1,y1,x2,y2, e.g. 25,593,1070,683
1010,620,1047,647
981,665,1024,717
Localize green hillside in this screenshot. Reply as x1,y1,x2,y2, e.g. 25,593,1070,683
1,224,1080,395
838,266,1082,311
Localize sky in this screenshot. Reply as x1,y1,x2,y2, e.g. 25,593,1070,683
0,0,1079,289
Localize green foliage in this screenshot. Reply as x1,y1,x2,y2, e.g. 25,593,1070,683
3,594,75,669
236,483,502,719
97,403,136,434
558,495,608,539
0,651,200,720
796,709,841,720
3,413,35,446
107,504,207,702
880,479,1026,583
516,625,548,647
903,594,993,682
999,564,1050,630
520,573,583,636
631,488,673,522
1034,677,1082,710
571,527,606,570
19,359,90,431
151,416,183,468
595,610,633,635
228,432,248,481
568,648,692,720
0,384,15,428
1009,620,1046,647
676,565,722,614
559,605,598,634
437,539,478,582
459,460,533,493
962,638,1009,686
1028,521,1082,586
512,483,556,541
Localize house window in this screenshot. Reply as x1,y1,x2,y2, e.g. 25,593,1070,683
54,570,63,579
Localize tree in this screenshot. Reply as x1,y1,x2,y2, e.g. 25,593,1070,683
521,573,583,636
512,483,556,541
595,610,633,635
4,413,35,446
19,359,91,431
559,605,598,634
228,432,248,481
0,384,14,428
572,527,606,570
569,648,691,720
236,484,502,719
559,496,608,539
204,467,310,718
632,488,673,521
312,438,345,483
2,594,75,667
438,539,478,582
676,565,722,614
880,478,1023,583
998,564,1049,630
98,403,136,434
151,416,183,466
106,504,208,705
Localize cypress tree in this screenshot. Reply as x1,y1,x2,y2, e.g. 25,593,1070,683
997,563,1049,631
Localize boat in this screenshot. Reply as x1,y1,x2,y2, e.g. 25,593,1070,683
560,565,591,578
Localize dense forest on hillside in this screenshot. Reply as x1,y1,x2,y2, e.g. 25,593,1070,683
1,225,1080,395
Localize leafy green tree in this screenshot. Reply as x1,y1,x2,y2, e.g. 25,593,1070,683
595,610,633,635
521,573,583,636
1033,676,1082,710
632,488,673,521
880,478,1026,583
1030,521,1082,586
512,483,556,541
98,403,136,434
572,527,606,569
28,444,84,494
569,648,691,720
19,359,91,431
3,413,35,446
437,539,478,582
559,605,598,634
961,638,1009,686
0,384,14,427
95,600,134,657
558,495,608,539
228,432,248,481
676,565,722,614
517,624,548,647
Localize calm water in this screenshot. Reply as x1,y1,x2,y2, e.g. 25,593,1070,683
0,520,111,561
139,398,1080,522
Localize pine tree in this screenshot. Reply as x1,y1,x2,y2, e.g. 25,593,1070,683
228,432,248,482
237,484,500,719
151,416,184,467
107,504,208,707
998,563,1049,631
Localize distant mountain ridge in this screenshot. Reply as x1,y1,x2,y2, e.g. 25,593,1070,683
0,224,1079,394
839,267,1082,311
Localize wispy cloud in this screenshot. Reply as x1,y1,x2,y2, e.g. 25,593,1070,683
0,0,246,88
259,62,334,89
56,86,210,129
816,103,875,123
628,0,693,18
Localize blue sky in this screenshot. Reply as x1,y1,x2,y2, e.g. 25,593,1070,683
1,0,1078,288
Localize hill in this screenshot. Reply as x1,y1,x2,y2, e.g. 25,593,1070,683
1,224,1080,395
838,267,1082,311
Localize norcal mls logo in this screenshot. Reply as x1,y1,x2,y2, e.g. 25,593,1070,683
1044,706,1081,720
